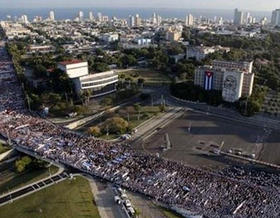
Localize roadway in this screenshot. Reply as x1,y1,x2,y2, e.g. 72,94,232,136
148,85,280,130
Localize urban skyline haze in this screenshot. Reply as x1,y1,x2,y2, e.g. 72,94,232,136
0,0,279,11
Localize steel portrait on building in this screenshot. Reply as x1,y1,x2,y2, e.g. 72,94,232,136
222,71,243,103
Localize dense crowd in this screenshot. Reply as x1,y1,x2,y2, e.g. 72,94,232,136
0,42,279,217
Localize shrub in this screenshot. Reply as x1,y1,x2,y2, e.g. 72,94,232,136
88,126,101,137
102,117,128,135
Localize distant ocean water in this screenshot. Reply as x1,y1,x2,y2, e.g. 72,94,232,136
0,8,271,21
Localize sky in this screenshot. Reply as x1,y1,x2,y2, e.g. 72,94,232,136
0,0,279,11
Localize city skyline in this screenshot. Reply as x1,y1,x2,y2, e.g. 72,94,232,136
0,0,280,11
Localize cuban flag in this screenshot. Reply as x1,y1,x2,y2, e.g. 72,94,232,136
204,71,214,90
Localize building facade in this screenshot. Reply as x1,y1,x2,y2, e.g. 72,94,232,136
74,71,118,97
194,60,254,102
234,8,244,25
271,9,280,26
58,60,118,97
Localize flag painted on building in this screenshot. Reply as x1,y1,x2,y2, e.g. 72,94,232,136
204,71,214,90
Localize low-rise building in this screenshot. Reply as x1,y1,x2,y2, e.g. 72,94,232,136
186,45,230,61
58,60,118,97
74,70,118,97
58,60,89,79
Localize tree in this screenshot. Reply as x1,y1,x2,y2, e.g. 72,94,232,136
134,103,142,120
137,78,145,87
15,156,32,173
103,117,129,135
88,126,101,137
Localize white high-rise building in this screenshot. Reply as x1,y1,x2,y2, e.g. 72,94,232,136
244,12,250,24
89,12,94,21
271,9,280,26
218,17,223,26
234,8,243,25
152,13,157,25
260,17,268,26
185,14,194,26
129,15,135,27
49,11,55,21
97,12,102,22
79,11,84,21
135,14,141,27
157,14,162,25
21,15,29,24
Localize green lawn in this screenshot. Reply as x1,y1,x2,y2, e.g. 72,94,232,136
0,143,10,155
119,69,171,84
159,206,183,218
0,176,100,218
0,165,58,195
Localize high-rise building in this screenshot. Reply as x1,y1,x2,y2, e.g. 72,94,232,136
79,11,84,21
128,15,135,27
234,8,244,25
152,13,157,25
135,14,141,27
185,14,194,26
49,11,55,21
218,17,223,26
157,14,162,25
89,12,94,21
260,17,268,26
271,9,280,26
21,15,29,24
97,12,102,22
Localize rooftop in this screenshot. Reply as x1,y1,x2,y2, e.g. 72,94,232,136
59,59,85,66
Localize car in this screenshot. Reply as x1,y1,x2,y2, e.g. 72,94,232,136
125,199,132,207
114,196,121,204
127,206,135,215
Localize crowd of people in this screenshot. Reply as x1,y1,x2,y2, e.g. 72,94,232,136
0,41,279,217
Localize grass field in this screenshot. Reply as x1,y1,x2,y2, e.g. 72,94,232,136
160,207,183,218
119,68,171,85
0,143,10,155
0,164,58,195
0,176,100,218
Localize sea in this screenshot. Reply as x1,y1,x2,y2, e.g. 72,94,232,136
0,8,272,21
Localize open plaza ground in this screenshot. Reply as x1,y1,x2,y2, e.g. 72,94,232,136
0,176,100,218
136,110,280,170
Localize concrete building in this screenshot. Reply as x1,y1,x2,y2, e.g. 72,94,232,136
186,46,230,61
21,15,29,24
101,33,119,43
58,60,118,97
58,60,89,79
271,9,280,26
234,8,243,25
74,71,118,97
79,11,84,21
185,14,194,26
194,60,254,102
165,26,182,42
129,15,135,27
49,11,55,21
135,14,142,27
89,12,94,21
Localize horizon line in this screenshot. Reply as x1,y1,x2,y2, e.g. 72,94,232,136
0,7,274,12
